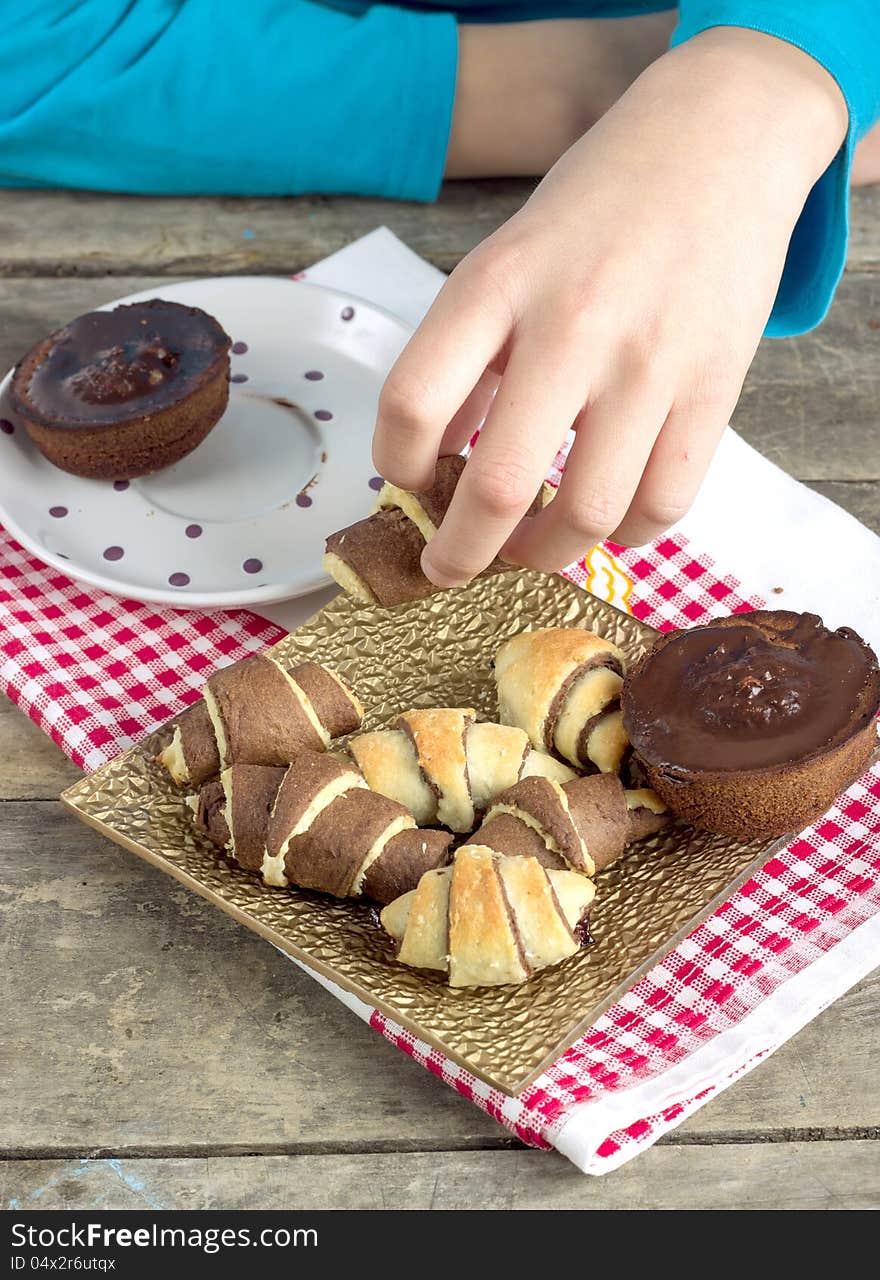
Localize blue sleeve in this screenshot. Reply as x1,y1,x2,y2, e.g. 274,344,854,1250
0,0,458,201
673,2,880,336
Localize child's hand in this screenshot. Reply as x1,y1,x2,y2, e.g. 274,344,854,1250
372,28,847,587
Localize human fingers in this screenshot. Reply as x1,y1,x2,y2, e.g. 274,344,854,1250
504,373,671,571
372,252,517,490
609,402,729,547
421,331,589,586
437,368,501,457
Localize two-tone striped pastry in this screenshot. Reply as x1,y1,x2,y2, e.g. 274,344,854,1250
474,772,668,876
348,707,577,833
158,654,363,788
324,455,550,607
380,845,596,987
191,751,452,905
379,773,669,987
494,627,629,775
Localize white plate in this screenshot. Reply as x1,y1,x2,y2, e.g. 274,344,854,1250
0,277,412,607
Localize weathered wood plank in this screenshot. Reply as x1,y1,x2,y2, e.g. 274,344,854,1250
1,275,878,483
2,802,878,1153
0,184,531,280
0,696,80,799
731,272,880,480
0,184,877,278
805,481,879,534
0,802,503,1153
848,185,880,271
3,1142,879,1211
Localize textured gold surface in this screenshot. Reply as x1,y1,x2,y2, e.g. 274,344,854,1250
62,570,778,1095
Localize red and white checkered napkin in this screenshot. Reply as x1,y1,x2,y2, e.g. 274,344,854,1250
2,230,878,1174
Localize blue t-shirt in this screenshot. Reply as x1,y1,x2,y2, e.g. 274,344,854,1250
1,1,878,336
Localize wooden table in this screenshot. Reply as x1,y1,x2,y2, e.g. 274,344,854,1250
1,186,878,1212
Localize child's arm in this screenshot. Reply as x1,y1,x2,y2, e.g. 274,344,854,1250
374,10,880,584
0,0,456,199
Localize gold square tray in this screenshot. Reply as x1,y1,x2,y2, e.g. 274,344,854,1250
61,569,778,1095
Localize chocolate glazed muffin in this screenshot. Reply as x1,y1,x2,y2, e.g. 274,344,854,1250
621,611,880,841
10,299,231,479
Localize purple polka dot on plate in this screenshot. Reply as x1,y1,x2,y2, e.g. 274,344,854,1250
103,546,124,562
296,493,313,509
368,475,383,491
314,409,333,421
0,419,14,435
242,557,263,574
231,341,249,355
230,372,249,384
113,479,130,492
49,505,68,518
185,523,203,539
340,306,355,322
169,572,190,587
304,369,324,381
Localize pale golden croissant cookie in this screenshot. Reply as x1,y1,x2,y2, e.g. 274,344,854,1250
323,455,551,607
380,845,597,987
157,654,363,788
494,627,629,774
191,751,452,905
348,707,577,833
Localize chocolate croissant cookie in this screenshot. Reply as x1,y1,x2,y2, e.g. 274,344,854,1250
192,752,453,905
494,628,629,775
621,610,880,840
158,654,363,788
474,771,669,876
10,299,231,479
324,455,551,606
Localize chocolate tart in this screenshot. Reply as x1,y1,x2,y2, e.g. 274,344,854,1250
621,610,880,840
10,299,231,479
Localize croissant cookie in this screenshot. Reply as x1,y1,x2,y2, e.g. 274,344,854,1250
474,772,668,876
380,845,597,987
378,773,667,987
192,751,452,905
348,707,577,833
494,627,629,775
324,455,550,606
158,654,363,788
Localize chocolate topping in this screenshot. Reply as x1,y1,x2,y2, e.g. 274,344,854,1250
14,300,231,428
623,611,880,774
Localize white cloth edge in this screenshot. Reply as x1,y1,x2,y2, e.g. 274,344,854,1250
553,905,880,1173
